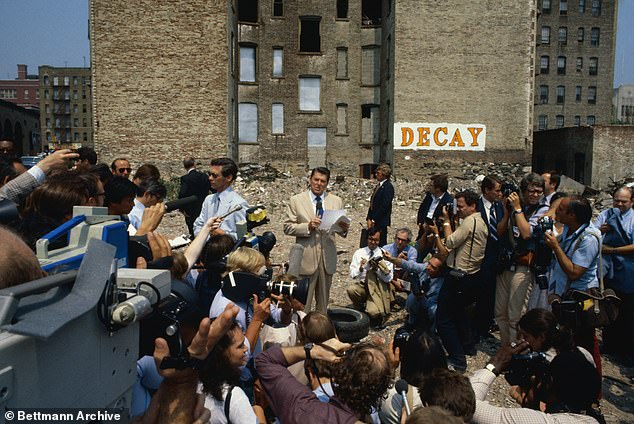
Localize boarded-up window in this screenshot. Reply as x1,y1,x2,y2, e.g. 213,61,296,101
273,48,283,77
238,103,258,143
307,128,327,167
337,48,348,79
272,103,284,134
299,77,320,111
336,104,348,134
307,128,326,147
361,46,380,86
239,45,256,82
361,104,379,144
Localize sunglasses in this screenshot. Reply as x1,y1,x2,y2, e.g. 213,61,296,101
118,167,132,173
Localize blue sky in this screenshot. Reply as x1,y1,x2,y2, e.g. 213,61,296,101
0,0,632,86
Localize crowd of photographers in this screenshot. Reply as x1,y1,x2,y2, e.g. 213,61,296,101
1,142,632,424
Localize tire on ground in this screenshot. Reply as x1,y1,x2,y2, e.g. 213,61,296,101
327,307,370,343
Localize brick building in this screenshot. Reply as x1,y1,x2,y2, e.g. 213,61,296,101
38,66,93,149
0,100,41,155
0,65,40,110
533,125,634,189
533,0,617,131
91,0,536,176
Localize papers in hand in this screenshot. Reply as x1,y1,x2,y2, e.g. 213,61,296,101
319,209,351,234
169,234,191,249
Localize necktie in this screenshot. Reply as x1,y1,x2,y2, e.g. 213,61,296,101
315,196,324,218
369,183,380,209
488,204,499,241
212,194,221,217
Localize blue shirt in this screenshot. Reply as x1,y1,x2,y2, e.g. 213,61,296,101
549,224,600,295
592,207,634,291
592,207,634,242
382,242,418,263
193,186,249,240
128,198,145,231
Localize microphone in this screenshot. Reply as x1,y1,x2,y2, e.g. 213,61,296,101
217,204,243,220
287,243,305,277
395,379,411,415
164,196,199,213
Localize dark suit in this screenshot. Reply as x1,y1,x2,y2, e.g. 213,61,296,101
366,179,394,246
474,196,505,336
416,191,454,240
179,168,211,236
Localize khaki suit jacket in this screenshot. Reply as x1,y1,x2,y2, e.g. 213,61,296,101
284,190,344,276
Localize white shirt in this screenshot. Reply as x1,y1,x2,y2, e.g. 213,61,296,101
128,198,145,231
481,196,493,222
349,246,393,282
202,384,257,424
426,193,444,219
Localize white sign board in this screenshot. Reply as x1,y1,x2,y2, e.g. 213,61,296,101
393,123,486,151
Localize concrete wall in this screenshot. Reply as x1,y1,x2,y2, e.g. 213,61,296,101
0,99,40,155
391,0,537,177
591,125,634,188
90,0,233,175
532,125,634,189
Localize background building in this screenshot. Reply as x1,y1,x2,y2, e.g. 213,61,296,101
533,125,634,188
533,0,618,131
38,66,93,150
613,84,634,124
0,99,40,155
91,0,537,175
0,65,40,110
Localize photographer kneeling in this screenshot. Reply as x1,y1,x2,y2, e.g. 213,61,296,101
471,335,602,423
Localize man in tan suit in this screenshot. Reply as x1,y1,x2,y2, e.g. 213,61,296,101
284,167,348,313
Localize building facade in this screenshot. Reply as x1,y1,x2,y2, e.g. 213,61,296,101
0,65,40,110
613,84,634,124
38,66,93,150
533,125,634,189
533,0,617,131
91,0,537,175
0,100,41,155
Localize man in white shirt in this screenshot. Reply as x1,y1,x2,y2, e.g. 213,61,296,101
193,157,248,241
541,170,560,206
347,227,394,324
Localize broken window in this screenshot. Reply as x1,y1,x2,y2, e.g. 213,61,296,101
541,26,550,44
555,115,564,128
540,55,549,74
539,85,549,104
559,0,567,15
589,57,598,75
337,48,348,79
362,0,382,26
587,115,595,125
273,0,283,17
591,0,601,16
542,0,551,13
361,45,380,86
577,27,584,42
238,103,258,143
579,0,585,13
538,115,548,130
299,76,320,111
238,0,258,23
300,16,321,53
575,86,582,102
557,56,566,75
574,115,581,126
361,104,380,144
271,103,284,134
558,27,567,44
239,44,256,82
337,0,348,19
587,86,596,104
591,28,600,46
576,57,583,72
556,85,565,104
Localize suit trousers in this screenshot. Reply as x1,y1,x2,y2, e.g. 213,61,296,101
347,271,391,320
495,266,533,346
303,255,333,314
436,271,480,371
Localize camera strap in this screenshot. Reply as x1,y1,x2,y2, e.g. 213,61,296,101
224,385,234,424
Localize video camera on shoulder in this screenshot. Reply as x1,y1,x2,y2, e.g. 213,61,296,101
220,271,310,306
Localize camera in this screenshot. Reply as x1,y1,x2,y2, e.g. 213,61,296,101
504,351,550,386
221,271,310,306
393,325,414,352
539,216,554,233
368,255,391,275
534,265,550,290
502,182,519,197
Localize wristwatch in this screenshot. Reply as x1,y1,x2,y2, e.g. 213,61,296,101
304,342,314,361
513,209,523,215
485,363,500,376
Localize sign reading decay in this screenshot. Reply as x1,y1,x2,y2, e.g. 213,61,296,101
394,123,486,151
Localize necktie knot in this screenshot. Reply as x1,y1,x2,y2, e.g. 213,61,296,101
315,196,324,217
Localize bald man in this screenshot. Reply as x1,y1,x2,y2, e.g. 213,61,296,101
0,225,46,289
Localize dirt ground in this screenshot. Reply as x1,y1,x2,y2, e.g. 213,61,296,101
158,173,634,424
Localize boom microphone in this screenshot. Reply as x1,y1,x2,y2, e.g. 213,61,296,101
164,196,199,213
218,204,243,219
